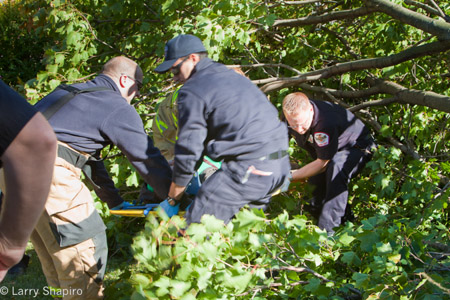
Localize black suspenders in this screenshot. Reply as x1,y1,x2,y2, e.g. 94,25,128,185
42,84,113,120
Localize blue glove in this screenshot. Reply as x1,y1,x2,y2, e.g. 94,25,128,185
110,201,133,210
185,172,201,195
158,199,180,217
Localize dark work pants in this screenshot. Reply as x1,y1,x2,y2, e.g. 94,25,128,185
309,147,373,233
185,156,291,225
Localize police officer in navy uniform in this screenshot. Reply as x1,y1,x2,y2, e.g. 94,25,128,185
154,34,291,224
283,92,376,235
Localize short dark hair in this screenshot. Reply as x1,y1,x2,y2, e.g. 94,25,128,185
195,52,208,60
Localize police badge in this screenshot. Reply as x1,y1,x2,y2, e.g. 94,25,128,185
314,132,329,147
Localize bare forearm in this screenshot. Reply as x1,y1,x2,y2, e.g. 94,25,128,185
168,182,186,200
291,158,329,182
0,113,56,246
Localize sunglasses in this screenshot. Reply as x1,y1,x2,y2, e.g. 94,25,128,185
171,57,189,75
128,76,143,90
122,74,143,90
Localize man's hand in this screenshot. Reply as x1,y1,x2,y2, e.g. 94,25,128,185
0,234,26,282
290,158,329,182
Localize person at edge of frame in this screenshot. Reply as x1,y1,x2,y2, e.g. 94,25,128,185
154,34,291,225
282,92,376,236
0,79,56,282
32,56,172,299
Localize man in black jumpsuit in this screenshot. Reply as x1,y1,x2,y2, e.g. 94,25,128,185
155,34,291,224
0,80,56,281
283,92,376,234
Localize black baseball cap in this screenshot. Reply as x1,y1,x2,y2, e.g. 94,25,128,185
155,34,207,73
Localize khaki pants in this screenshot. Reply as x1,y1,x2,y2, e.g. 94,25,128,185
30,156,107,300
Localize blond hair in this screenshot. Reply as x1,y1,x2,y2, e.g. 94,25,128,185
282,92,310,115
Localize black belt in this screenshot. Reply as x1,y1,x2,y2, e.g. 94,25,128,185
258,150,289,161
57,144,89,169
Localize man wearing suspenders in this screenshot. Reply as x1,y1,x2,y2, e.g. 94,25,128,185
33,56,172,299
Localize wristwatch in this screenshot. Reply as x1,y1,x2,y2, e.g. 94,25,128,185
167,196,178,206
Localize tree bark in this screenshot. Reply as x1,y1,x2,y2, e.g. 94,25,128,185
364,0,450,39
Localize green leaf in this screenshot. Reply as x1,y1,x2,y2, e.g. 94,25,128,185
220,272,252,293
233,208,265,231
130,274,151,288
154,276,170,297
55,53,65,66
66,31,80,46
186,223,208,241
358,231,380,252
304,277,321,292
201,214,225,232
126,172,139,187
195,266,212,290
376,242,393,254
352,273,369,289
198,241,218,262
46,64,58,74
170,280,191,298
338,232,356,246
341,73,351,84
341,251,362,266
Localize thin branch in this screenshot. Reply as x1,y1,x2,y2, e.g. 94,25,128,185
417,272,450,295
278,266,331,282
227,63,303,75
428,0,449,21
321,26,360,59
349,97,397,112
93,18,161,24
72,5,127,56
404,0,443,19
364,0,450,39
273,6,377,27
236,280,308,297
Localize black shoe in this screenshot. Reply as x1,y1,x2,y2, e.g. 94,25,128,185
7,254,30,277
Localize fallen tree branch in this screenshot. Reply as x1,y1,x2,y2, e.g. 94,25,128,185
259,39,450,93
364,0,450,39
273,6,377,27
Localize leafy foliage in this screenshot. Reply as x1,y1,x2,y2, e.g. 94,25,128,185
123,199,449,300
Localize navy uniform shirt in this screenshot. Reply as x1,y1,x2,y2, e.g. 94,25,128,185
174,58,289,186
0,80,37,157
290,100,372,160
35,75,172,205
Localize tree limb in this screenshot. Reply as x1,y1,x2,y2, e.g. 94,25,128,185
259,40,450,94
370,79,450,113
404,0,443,19
364,0,450,39
273,6,377,27
349,97,398,112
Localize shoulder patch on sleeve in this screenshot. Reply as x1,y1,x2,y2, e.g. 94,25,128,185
314,132,329,147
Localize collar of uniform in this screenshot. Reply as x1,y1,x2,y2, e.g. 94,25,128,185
309,100,320,130
191,57,214,74
91,74,121,94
